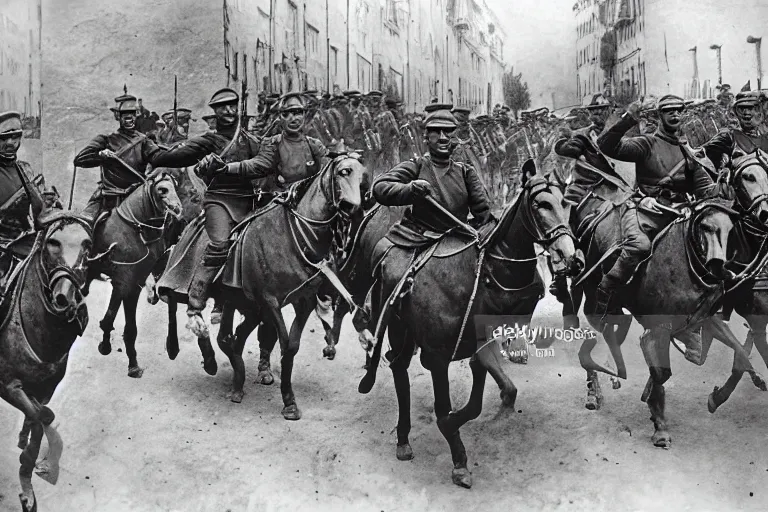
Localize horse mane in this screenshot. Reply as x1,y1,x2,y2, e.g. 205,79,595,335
480,183,526,250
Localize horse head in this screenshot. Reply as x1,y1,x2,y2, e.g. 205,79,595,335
37,212,94,332
729,151,768,224
151,166,205,222
691,197,739,280
147,170,183,220
520,159,583,276
323,153,367,219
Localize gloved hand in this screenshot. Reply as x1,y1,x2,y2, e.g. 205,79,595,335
410,179,435,198
98,149,117,161
196,154,226,176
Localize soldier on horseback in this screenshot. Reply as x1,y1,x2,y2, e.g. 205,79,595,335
356,104,495,344
703,90,768,170
75,96,169,227
0,111,54,300
594,94,719,325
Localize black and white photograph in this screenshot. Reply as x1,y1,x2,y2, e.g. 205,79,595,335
1,0,768,510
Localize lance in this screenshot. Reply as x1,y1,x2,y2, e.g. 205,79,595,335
68,159,78,210
173,75,179,136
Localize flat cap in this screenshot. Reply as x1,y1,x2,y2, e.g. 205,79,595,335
0,111,22,137
343,90,362,97
424,108,457,130
452,106,472,115
734,91,760,107
208,87,239,107
367,90,383,97
657,94,686,111
425,103,453,114
278,92,306,111
202,114,216,121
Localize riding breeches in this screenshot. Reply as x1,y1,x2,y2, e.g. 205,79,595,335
599,203,652,290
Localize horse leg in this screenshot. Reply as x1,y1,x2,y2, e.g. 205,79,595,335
639,327,672,448
584,369,604,410
98,288,122,356
215,304,236,360
707,315,768,413
426,357,473,489
165,296,179,360
122,291,144,378
197,330,218,376
278,297,314,420
226,310,259,404
564,282,583,330
475,339,517,407
256,321,278,385
388,324,415,461
17,417,32,450
19,420,43,512
323,299,349,361
706,316,766,391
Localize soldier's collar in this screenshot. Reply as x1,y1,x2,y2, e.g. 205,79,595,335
654,129,682,145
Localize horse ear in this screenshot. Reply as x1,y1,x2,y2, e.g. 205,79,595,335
521,159,537,186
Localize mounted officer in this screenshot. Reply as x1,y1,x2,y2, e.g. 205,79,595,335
0,111,56,300
703,90,768,170
356,104,495,344
595,95,719,330
148,87,267,331
75,95,168,227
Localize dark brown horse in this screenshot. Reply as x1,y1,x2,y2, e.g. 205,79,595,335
161,154,366,412
357,163,581,488
0,212,94,512
574,194,767,448
83,170,189,377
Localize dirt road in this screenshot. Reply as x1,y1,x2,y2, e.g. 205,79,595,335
1,280,767,512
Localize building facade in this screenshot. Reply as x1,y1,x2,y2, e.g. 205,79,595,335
573,0,768,104
224,0,507,114
0,0,41,118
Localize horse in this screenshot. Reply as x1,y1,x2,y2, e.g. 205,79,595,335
356,162,581,488
573,190,767,448
83,170,188,378
0,211,95,512
160,153,366,412
689,152,768,412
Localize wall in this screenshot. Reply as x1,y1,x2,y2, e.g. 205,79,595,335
0,0,41,117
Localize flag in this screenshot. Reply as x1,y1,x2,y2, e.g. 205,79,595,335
664,33,670,71
741,81,751,92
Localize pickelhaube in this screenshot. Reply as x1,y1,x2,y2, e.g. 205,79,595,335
114,98,138,113
0,111,23,138
208,88,239,108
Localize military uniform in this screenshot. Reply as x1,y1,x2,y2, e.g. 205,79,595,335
703,91,768,169
595,95,717,317
75,96,167,222
0,111,46,297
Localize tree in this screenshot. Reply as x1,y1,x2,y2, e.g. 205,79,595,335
502,70,531,119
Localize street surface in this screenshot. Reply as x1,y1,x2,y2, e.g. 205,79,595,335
1,280,767,512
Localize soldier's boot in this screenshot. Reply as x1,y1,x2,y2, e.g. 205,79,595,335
594,284,622,331
82,195,110,282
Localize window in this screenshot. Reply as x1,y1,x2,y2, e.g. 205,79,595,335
287,1,298,54
305,23,319,57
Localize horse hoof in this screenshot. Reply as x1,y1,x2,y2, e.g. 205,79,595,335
166,339,179,360
322,346,336,360
708,386,721,414
396,443,414,461
451,467,473,489
358,330,374,352
128,366,144,378
98,342,111,356
282,404,302,421
255,370,274,385
358,372,376,394
500,388,517,408
185,316,209,338
611,377,622,390
19,490,37,512
202,358,218,376
585,394,601,411
230,390,244,404
750,372,768,391
652,431,671,449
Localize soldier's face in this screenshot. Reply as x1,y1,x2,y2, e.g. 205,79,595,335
659,107,683,132
426,127,455,158
454,112,469,125
281,108,306,134
119,111,137,130
735,104,762,129
214,103,238,127
0,134,21,159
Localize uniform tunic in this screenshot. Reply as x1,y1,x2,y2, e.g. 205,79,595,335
0,159,43,244
597,115,716,201
151,127,267,224
702,128,768,169
226,133,328,194
373,155,491,235
74,129,165,191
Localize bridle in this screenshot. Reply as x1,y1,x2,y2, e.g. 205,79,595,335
521,175,576,249
730,152,768,218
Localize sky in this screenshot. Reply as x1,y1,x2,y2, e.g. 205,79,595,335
483,0,578,110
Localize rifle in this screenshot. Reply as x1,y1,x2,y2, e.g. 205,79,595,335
173,75,179,137
68,160,78,210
